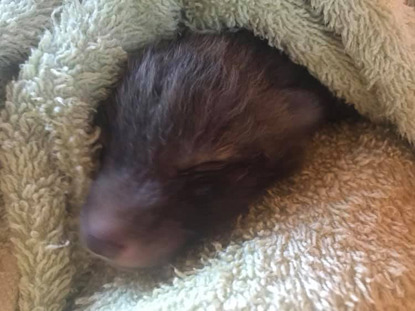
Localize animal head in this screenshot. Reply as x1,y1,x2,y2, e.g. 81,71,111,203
80,31,324,268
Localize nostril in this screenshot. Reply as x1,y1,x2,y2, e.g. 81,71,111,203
85,234,125,259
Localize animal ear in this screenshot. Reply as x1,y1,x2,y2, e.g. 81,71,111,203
281,89,326,136
255,89,328,177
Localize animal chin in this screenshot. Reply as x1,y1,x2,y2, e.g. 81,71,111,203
107,235,187,268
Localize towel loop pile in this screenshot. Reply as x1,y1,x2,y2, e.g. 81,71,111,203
0,0,414,310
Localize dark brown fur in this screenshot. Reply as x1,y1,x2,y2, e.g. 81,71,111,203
80,30,356,268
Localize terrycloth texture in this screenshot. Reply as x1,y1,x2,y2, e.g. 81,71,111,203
0,0,62,101
0,0,414,310
0,1,63,310
74,121,415,311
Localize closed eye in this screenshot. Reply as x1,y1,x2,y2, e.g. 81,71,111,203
178,160,230,176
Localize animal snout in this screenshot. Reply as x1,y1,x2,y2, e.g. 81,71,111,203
80,211,190,268
84,232,125,260
80,215,129,260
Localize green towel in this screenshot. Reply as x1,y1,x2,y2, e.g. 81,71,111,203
0,0,414,310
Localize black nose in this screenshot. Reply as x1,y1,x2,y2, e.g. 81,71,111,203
84,234,125,259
